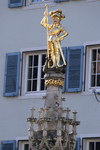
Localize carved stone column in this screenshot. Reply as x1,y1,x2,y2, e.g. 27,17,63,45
44,70,65,130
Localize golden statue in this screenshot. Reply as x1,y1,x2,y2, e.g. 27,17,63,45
41,5,68,68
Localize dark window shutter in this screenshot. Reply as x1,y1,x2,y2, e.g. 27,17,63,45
4,52,20,97
75,138,81,150
54,0,69,2
8,0,23,8
66,46,84,92
62,47,67,93
1,140,16,150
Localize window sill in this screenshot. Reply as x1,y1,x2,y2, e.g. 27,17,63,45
18,91,46,100
81,91,94,95
82,88,100,95
23,0,55,10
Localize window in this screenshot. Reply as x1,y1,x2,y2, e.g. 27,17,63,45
85,45,100,92
8,0,54,8
18,141,30,150
4,46,84,97
8,0,72,8
22,51,46,95
25,0,54,8
26,53,46,92
89,142,100,150
25,0,68,8
91,48,100,87
24,144,29,150
83,138,100,150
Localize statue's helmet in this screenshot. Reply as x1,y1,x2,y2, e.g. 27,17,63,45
49,10,65,20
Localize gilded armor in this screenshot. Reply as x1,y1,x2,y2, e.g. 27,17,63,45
41,6,68,68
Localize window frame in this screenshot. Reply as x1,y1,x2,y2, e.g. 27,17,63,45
21,50,46,96
18,140,29,150
83,138,100,150
85,45,100,92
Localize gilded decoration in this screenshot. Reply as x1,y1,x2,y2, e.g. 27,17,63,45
45,79,64,87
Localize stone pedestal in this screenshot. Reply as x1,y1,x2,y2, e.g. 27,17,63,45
44,71,65,130
27,66,80,150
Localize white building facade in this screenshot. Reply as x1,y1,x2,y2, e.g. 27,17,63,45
0,0,100,150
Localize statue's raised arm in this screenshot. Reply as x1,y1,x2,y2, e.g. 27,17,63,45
41,5,69,69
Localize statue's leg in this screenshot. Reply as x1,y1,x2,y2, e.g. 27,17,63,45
55,43,61,67
56,51,60,67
